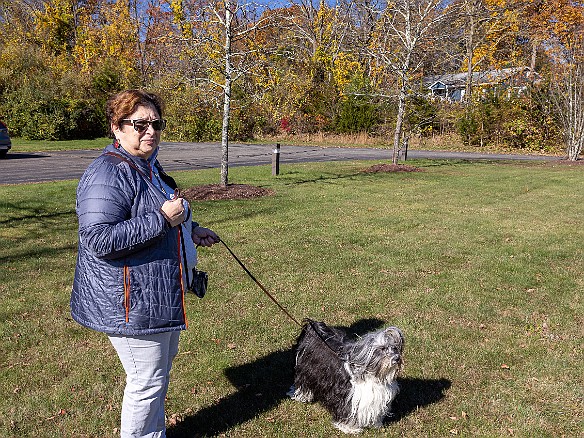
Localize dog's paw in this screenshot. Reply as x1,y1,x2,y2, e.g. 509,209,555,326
287,385,314,402
333,421,363,434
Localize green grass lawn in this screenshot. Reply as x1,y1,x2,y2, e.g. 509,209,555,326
9,137,111,152
0,159,582,437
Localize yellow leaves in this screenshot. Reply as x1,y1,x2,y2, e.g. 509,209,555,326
314,1,336,42
70,1,138,78
169,0,186,22
332,52,364,94
169,0,194,39
33,0,75,57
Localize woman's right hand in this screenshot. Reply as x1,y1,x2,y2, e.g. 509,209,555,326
160,198,185,227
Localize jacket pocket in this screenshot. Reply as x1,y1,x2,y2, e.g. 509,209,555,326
123,265,131,323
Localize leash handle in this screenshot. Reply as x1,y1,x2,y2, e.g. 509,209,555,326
218,238,302,327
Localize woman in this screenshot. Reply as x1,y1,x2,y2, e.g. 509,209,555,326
71,89,219,437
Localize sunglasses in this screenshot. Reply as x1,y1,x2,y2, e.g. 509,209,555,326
121,118,166,132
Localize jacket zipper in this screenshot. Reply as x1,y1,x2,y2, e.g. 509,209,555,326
123,265,131,323
177,227,189,328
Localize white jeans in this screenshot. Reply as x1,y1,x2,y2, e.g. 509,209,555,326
108,331,180,438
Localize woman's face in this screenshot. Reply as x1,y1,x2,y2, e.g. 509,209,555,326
112,104,162,160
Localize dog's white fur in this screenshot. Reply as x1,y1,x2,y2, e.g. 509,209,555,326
345,377,400,432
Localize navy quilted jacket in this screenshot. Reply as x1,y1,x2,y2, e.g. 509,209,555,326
71,144,188,335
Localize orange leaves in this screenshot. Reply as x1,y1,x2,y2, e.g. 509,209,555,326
527,0,584,53
45,408,67,421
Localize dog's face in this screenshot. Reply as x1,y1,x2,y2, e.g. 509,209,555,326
344,326,404,382
377,327,404,375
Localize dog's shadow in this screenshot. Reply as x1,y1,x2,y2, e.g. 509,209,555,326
167,318,450,437
387,377,452,424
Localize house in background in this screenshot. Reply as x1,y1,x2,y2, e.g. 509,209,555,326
423,67,541,102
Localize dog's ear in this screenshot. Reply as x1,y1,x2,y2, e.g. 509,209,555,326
384,327,404,350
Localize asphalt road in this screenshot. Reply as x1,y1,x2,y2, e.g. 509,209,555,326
0,141,559,185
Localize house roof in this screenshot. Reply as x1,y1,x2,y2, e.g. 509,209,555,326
424,67,539,89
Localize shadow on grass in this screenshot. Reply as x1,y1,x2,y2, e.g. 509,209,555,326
167,345,294,437
0,207,75,226
388,377,451,423
168,318,450,437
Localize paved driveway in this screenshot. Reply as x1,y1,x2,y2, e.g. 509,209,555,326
0,141,559,185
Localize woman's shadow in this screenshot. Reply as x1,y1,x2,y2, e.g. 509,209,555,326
167,318,451,437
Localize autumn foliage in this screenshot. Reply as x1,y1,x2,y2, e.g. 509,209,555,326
0,0,582,155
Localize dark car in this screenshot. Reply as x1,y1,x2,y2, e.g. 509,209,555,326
0,120,11,158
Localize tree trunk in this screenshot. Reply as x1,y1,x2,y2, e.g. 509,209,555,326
564,63,584,161
465,13,475,102
220,1,233,187
529,42,537,75
392,83,407,165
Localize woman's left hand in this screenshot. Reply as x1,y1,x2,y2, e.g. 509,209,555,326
192,226,220,247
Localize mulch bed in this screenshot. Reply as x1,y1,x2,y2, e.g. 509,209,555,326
361,163,423,173
181,184,275,201
549,159,584,166
181,164,422,201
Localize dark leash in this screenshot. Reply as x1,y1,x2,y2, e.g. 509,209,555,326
218,237,344,357
218,238,303,328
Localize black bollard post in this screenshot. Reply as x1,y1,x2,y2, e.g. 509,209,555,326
272,143,280,176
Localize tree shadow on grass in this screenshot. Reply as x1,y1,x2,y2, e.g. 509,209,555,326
167,318,450,437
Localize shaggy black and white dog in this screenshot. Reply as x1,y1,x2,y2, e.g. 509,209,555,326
287,319,404,434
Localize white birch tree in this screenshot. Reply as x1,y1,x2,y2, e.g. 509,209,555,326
357,0,447,164
169,0,275,186
549,29,584,160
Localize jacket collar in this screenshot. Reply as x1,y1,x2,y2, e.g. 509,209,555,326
105,143,156,177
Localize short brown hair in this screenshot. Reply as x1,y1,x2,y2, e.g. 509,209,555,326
106,89,165,135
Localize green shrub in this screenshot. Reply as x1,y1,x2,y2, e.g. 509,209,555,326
456,93,509,147
405,95,440,136
455,90,561,151
499,92,561,152
164,111,221,142
1,87,104,140
333,96,380,134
